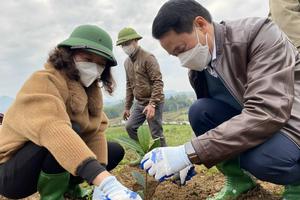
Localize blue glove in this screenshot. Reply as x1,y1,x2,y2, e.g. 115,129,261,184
140,145,192,182
171,165,197,186
93,176,142,200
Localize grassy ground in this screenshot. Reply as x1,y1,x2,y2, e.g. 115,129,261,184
162,109,189,122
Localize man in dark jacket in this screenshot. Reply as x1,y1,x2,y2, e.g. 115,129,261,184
140,0,300,199
116,27,167,147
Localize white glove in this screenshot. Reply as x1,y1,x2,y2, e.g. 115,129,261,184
171,165,196,186
93,176,142,200
140,145,192,182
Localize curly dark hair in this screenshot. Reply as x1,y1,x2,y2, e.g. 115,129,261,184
47,47,116,95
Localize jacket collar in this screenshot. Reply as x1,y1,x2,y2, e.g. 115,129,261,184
213,21,226,61
188,22,226,98
68,80,102,117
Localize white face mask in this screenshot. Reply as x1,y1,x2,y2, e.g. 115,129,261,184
122,44,136,56
178,29,211,71
75,61,105,87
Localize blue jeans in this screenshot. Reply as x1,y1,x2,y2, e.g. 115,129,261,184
189,98,300,185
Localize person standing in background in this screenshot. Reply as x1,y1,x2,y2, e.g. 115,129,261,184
116,27,167,147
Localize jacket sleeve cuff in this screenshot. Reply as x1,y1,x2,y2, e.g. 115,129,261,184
184,142,201,164
191,138,216,168
125,102,133,110
76,158,106,184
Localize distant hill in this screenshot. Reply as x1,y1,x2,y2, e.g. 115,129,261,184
104,92,196,122
0,96,14,113
103,90,195,105
164,90,195,99
0,90,196,118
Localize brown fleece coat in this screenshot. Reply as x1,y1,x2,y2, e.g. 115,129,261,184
0,63,108,175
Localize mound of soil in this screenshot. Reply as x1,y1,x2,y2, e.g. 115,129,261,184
115,165,282,200
0,165,283,200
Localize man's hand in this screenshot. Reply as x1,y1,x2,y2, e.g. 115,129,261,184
93,176,142,200
123,110,131,120
143,104,155,119
140,146,192,182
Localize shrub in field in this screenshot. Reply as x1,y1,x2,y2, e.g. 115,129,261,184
114,127,160,200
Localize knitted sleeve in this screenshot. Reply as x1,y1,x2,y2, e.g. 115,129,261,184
81,112,109,165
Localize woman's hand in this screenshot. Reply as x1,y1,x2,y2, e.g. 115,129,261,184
93,176,142,200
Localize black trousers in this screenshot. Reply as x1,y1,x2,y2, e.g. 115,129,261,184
0,141,124,199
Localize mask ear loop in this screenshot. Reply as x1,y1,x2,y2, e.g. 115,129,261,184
194,26,200,44
195,26,208,46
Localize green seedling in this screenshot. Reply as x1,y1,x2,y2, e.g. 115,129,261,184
114,127,161,200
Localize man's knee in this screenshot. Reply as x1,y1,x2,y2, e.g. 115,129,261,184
188,98,217,136
125,121,134,132
189,98,240,136
125,121,138,140
188,98,212,122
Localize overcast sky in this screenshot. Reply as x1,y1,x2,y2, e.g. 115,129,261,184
0,0,269,102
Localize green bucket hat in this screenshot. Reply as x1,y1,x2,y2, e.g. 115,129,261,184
116,27,142,46
58,25,117,66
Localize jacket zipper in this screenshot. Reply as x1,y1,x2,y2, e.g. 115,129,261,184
213,67,244,108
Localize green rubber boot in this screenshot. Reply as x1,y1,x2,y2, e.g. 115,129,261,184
282,184,300,200
207,159,257,200
37,171,70,200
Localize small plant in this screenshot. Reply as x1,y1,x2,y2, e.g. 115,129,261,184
114,127,161,200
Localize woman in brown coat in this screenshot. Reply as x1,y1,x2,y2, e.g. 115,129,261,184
0,25,141,200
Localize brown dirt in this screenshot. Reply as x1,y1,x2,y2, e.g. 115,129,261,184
115,165,282,200
0,165,283,200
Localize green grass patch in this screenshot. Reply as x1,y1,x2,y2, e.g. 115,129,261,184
107,108,190,127
106,124,194,146
163,108,189,122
